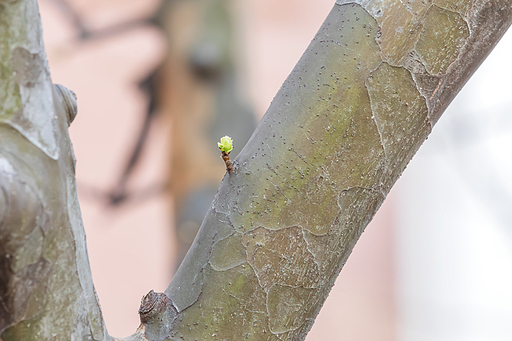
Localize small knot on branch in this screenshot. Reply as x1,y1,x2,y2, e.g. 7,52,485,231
138,290,168,324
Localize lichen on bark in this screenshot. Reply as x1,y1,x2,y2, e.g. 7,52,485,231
164,0,512,340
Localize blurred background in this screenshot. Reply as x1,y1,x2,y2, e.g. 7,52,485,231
38,0,512,339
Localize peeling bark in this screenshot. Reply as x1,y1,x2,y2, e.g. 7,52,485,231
164,1,512,340
1,0,511,340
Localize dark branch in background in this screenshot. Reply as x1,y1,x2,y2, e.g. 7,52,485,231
47,0,151,41
47,0,89,38
76,180,170,208
46,0,168,206
108,70,161,205
75,69,168,207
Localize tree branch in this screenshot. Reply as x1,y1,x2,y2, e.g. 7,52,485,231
160,0,512,340
0,1,110,340
1,0,511,340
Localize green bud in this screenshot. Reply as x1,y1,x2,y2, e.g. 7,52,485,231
218,135,233,153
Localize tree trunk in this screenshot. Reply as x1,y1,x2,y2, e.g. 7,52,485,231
0,1,110,340
1,0,511,340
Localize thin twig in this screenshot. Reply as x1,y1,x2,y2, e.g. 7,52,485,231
221,151,234,173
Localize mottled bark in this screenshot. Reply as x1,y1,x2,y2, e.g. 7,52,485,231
164,1,512,340
0,0,511,340
0,1,109,340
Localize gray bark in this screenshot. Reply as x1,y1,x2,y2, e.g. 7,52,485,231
0,1,110,340
1,0,511,340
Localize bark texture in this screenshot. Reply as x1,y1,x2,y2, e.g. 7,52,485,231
0,0,511,340
163,0,512,340
0,1,110,340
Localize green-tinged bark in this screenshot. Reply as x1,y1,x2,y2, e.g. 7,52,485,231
163,1,512,340
0,1,109,340
0,0,511,340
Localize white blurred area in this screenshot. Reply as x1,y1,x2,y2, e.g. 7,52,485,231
396,28,512,341
37,0,512,339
